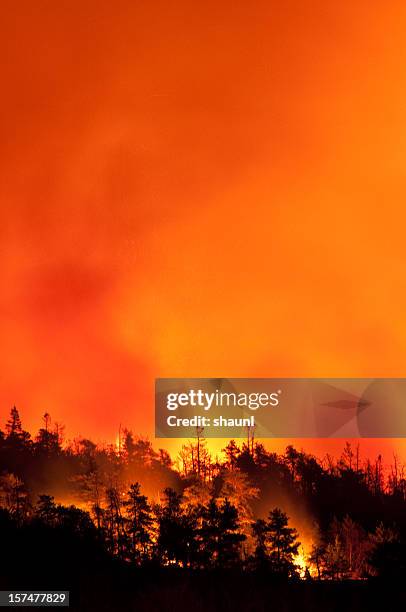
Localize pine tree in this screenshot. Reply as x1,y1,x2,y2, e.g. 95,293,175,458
156,487,198,567
122,482,154,563
105,486,126,558
36,494,57,525
5,407,23,438
201,498,245,568
255,508,300,576
252,518,269,568
4,406,31,448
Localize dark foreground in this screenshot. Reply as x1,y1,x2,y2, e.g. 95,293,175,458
0,564,405,612
0,518,405,611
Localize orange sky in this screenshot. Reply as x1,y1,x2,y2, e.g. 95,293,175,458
1,1,406,461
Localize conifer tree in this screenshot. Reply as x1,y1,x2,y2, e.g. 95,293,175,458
266,508,300,575
123,482,154,563
6,407,23,438
201,498,245,568
252,508,300,576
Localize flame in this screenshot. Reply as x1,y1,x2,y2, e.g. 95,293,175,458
294,546,308,577
294,540,317,578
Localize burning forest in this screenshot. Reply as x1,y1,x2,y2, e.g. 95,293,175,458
1,407,406,610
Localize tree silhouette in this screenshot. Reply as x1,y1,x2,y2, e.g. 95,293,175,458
253,508,300,577
5,406,23,438
252,518,269,569
201,498,245,568
1,407,406,590
104,486,126,558
368,522,405,579
0,473,30,525
36,494,58,525
156,487,198,567
309,542,326,580
5,407,31,447
35,417,61,456
123,483,154,563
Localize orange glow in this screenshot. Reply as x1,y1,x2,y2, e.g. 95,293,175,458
1,2,406,460
294,546,310,578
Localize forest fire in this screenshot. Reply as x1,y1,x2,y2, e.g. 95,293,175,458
294,548,308,578
0,408,405,582
294,541,315,578
3,0,406,607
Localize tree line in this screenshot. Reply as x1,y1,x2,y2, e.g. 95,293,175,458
0,407,405,579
